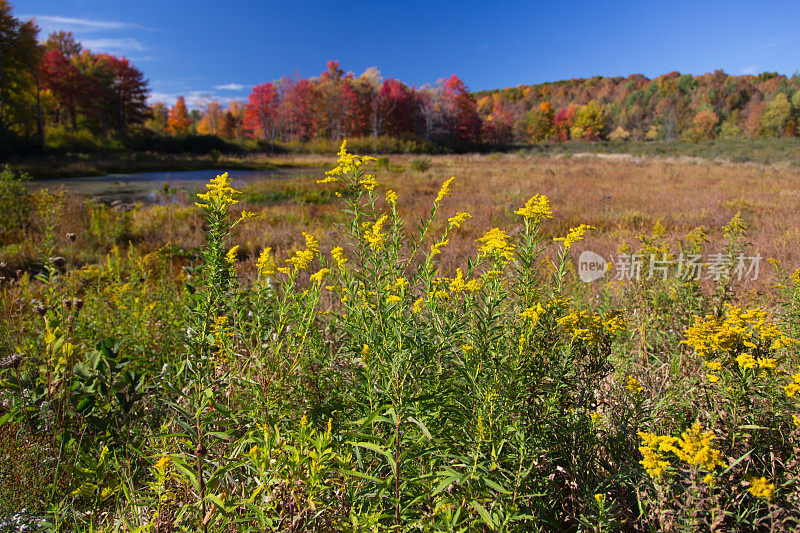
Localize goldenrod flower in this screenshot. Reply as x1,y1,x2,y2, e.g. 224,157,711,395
514,195,553,222
310,268,330,284
195,172,241,210
626,376,644,392
359,174,379,191
303,232,320,253
412,297,424,314
748,477,775,500
387,295,402,304
256,247,274,277
554,224,595,249
225,245,240,265
366,215,389,250
590,411,603,423
331,246,348,266
435,177,455,204
385,189,398,206
430,239,448,256
477,227,515,261
447,211,472,229
286,249,314,272
707,374,720,383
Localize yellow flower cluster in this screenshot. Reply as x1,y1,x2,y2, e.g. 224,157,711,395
256,247,274,277
280,232,319,274
554,224,594,249
477,227,515,261
318,140,377,184
520,302,546,324
785,367,800,397
682,305,796,366
385,189,398,207
195,172,241,210
626,376,644,392
366,215,389,250
748,477,775,500
330,246,348,267
310,268,330,284
557,309,625,344
430,239,448,256
638,421,726,481
435,177,455,204
225,245,240,265
514,195,553,222
447,211,472,230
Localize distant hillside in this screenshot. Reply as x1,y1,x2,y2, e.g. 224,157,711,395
473,70,800,142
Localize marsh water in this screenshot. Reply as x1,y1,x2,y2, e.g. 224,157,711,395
28,167,320,204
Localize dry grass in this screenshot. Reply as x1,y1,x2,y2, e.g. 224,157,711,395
7,153,800,293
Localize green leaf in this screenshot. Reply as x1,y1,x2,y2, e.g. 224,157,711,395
349,441,396,472
470,501,496,530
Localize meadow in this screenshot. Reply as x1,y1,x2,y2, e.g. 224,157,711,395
1,146,799,531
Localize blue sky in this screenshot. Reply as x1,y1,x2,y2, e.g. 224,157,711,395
14,0,800,107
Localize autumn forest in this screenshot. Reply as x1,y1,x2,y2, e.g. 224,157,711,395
3,1,800,157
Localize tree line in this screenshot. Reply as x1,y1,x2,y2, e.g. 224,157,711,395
0,1,148,151
5,0,800,156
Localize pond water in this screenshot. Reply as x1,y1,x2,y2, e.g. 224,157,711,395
28,167,321,204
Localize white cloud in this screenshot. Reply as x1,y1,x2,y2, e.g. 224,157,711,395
214,83,246,91
148,90,243,109
82,37,146,53
24,15,151,33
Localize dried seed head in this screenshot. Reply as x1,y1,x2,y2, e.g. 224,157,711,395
34,305,47,317
66,233,76,242
49,257,66,269
196,443,207,457
63,298,73,309
73,298,84,310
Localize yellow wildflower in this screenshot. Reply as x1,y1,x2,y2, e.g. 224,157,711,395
225,245,240,265
195,172,240,210
366,215,389,251
590,411,603,423
477,227,515,261
256,247,274,277
594,493,605,506
385,189,398,207
331,246,348,266
387,295,402,304
736,353,757,370
303,232,319,253
784,368,800,397
412,297,424,314
514,195,553,222
748,477,775,500
626,376,644,392
554,224,595,249
520,303,546,324
359,174,379,191
707,374,720,383
674,421,726,471
430,239,448,256
435,177,455,204
310,268,330,284
286,249,314,272
447,211,472,229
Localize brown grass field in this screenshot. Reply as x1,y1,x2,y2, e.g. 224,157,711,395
6,152,800,294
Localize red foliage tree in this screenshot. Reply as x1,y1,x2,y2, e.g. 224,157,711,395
244,82,279,143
